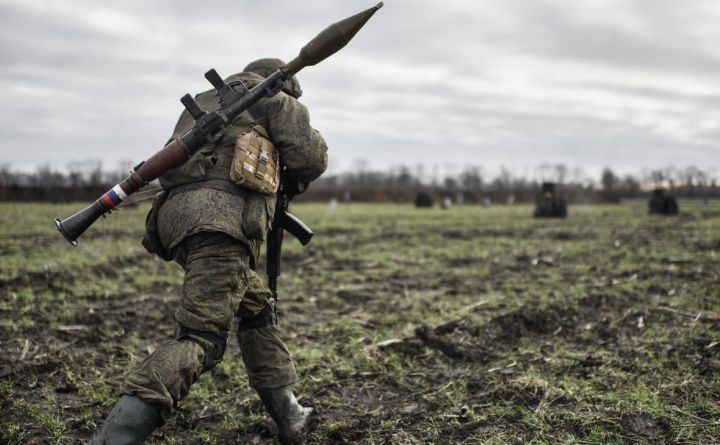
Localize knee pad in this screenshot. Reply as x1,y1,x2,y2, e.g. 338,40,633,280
237,303,276,331
177,327,228,372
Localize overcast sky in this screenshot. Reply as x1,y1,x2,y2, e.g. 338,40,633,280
0,0,718,179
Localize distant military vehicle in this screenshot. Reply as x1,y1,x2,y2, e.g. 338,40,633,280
648,188,679,215
415,191,433,208
533,182,568,218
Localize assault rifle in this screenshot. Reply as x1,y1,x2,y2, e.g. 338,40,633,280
266,177,313,303
54,2,383,246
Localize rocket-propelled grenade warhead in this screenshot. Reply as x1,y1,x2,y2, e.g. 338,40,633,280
281,2,383,77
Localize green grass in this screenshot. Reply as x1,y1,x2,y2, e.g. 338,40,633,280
0,200,719,443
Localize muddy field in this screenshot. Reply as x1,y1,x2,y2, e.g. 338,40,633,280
1,201,719,444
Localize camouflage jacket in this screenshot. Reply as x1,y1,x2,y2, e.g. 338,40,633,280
153,72,328,262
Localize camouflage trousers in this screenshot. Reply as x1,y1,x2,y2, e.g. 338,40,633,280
122,232,297,419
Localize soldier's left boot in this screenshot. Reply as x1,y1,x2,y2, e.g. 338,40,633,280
89,395,162,445
256,386,313,445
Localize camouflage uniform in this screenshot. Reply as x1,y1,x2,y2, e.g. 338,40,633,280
123,64,327,420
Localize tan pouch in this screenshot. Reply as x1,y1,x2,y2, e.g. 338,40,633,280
230,125,280,195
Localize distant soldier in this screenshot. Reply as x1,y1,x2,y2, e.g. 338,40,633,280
90,58,328,445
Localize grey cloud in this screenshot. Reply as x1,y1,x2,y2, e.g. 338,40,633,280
0,0,717,177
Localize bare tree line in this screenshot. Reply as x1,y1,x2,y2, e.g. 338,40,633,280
0,161,134,202
0,161,718,203
0,160,133,189
310,163,719,203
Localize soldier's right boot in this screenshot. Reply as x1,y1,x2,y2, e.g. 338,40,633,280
257,386,313,445
90,395,162,445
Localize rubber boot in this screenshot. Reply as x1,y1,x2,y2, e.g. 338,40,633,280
90,395,162,445
257,386,313,445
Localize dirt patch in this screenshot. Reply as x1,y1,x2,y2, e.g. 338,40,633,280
0,251,148,291
395,304,585,363
336,288,375,304
441,227,534,239
557,354,602,379
445,256,485,267
415,324,489,362
620,412,671,438
488,305,574,339
545,230,598,241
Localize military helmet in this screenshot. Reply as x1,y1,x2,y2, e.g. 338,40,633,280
244,58,303,99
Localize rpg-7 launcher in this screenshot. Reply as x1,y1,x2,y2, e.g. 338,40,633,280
54,2,383,246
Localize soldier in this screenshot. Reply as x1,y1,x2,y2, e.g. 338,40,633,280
90,58,328,445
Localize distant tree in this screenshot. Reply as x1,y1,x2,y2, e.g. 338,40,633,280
0,163,14,186
537,163,568,184
443,176,458,191
648,169,666,189
620,175,641,197
35,165,66,188
555,163,568,184
460,166,482,192
105,159,134,184
87,160,103,186
63,160,103,187
601,168,619,193
414,164,426,185
489,167,512,192
67,162,83,188
396,165,417,189
679,165,706,196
